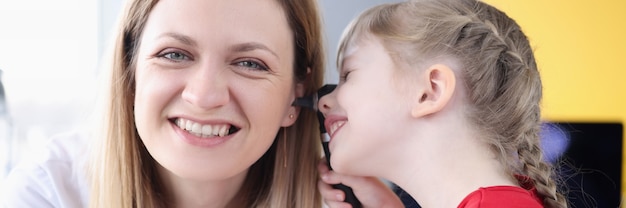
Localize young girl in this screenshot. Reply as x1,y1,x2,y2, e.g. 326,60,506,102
3,0,325,207
318,0,567,207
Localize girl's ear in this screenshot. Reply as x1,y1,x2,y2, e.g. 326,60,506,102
411,64,456,118
281,68,309,127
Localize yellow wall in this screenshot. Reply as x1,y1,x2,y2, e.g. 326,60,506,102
483,0,626,201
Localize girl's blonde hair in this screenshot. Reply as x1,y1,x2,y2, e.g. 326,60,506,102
88,0,324,207
337,0,566,207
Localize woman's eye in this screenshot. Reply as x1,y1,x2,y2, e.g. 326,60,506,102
236,60,268,71
157,51,190,62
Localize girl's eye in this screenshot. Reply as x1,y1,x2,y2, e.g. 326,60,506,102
340,71,351,82
157,50,191,62
235,60,269,71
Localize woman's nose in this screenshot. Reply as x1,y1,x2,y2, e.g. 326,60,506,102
181,68,230,110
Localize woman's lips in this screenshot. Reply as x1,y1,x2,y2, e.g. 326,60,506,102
170,117,241,148
173,118,240,137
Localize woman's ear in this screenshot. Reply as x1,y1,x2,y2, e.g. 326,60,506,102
281,68,309,127
411,64,456,118
280,107,298,127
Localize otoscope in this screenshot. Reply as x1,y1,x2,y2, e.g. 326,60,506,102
293,84,362,208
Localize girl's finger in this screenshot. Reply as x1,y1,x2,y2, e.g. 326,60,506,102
318,179,345,202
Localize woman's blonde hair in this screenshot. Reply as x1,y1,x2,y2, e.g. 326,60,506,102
337,0,566,207
88,0,324,207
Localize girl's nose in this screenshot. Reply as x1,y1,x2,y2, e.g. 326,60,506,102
318,89,337,115
181,67,230,110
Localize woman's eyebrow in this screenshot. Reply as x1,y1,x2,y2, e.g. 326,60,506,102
230,42,279,60
156,33,279,60
158,32,198,47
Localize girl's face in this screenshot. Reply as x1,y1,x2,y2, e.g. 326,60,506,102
133,0,298,181
319,36,417,175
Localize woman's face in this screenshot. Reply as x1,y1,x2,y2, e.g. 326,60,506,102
133,0,298,181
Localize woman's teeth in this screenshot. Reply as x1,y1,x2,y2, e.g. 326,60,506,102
175,118,234,137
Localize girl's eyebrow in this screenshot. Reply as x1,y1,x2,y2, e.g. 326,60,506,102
339,56,356,72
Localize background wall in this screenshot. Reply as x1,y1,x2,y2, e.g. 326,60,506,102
0,0,99,183
482,0,626,123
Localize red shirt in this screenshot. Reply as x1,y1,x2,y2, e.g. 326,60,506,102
457,176,543,208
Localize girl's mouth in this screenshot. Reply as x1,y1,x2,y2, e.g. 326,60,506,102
326,120,346,138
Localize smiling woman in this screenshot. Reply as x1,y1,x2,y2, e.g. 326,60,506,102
1,0,326,207
132,0,300,190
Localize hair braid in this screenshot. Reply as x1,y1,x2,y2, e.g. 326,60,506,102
420,1,568,207
466,2,568,207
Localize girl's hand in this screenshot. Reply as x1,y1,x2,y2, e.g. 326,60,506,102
318,159,404,208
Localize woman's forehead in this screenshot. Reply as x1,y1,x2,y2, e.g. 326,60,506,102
145,0,291,45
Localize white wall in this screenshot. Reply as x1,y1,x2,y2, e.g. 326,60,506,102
0,0,100,181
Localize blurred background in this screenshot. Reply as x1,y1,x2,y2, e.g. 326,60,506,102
0,0,101,189
0,0,624,207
